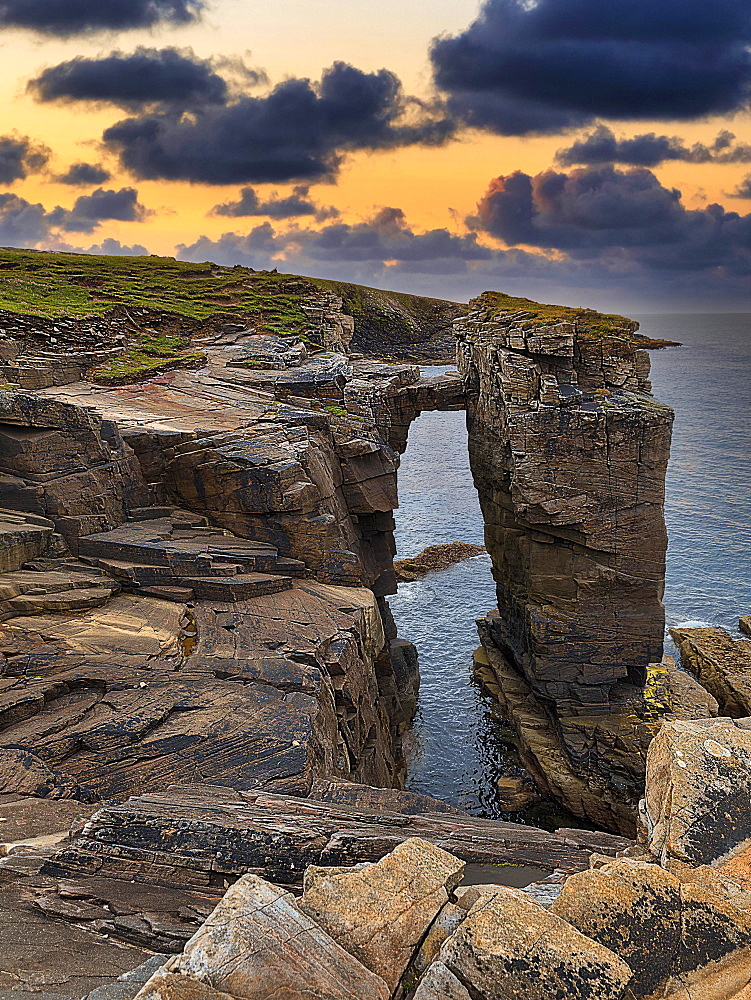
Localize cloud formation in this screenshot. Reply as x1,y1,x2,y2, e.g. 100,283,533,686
0,193,51,245
0,134,49,184
730,174,751,199
0,0,203,36
30,48,228,110
431,0,751,134
175,193,749,309
80,237,149,256
557,126,751,167
55,162,112,186
472,166,751,283
103,62,454,184
50,187,149,232
182,206,495,271
211,185,338,220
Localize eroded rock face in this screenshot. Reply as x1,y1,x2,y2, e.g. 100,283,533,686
298,837,464,989
137,875,390,1000
457,293,674,833
641,717,751,873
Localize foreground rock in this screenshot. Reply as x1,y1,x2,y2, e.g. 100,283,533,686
552,856,751,998
441,887,633,999
130,718,751,1000
641,717,751,876
138,875,390,1000
299,838,464,989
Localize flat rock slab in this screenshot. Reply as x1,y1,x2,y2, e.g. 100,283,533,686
51,783,631,893
0,795,94,853
0,879,152,998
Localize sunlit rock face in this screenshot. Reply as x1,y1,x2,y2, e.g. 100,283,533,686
457,292,674,834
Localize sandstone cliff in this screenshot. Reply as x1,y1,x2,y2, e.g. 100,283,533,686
457,292,675,833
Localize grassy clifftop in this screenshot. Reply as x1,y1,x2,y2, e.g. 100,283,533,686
481,291,638,341
0,248,463,358
0,248,318,338
316,278,463,358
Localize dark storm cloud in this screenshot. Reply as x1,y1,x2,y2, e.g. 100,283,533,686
430,0,751,134
0,134,49,184
0,193,52,244
729,174,751,199
557,126,751,167
50,187,148,232
472,165,750,278
29,48,227,110
211,185,338,220
102,62,454,184
0,0,203,36
55,162,112,186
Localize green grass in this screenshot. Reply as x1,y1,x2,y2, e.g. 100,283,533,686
0,248,312,336
89,335,207,384
322,404,364,421
482,291,636,341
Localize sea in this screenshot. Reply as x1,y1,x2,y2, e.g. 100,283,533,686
389,314,751,821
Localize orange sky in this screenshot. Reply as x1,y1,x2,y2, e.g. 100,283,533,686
0,0,749,307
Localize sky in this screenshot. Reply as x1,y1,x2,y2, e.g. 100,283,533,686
0,0,749,311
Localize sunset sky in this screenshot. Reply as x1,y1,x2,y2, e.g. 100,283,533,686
0,0,749,310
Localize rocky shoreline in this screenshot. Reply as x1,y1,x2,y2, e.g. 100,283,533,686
0,252,747,995
394,542,486,582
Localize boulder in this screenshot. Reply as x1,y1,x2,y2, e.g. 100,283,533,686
495,772,540,811
439,885,634,999
551,858,682,995
670,625,751,716
137,874,389,1000
412,962,471,1000
642,718,751,871
551,857,751,997
298,837,464,991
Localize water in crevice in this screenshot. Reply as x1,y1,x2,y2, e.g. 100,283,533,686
389,386,568,826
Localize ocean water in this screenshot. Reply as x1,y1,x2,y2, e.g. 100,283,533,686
390,316,750,817
637,314,751,642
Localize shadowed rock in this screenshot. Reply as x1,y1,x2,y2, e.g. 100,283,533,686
457,292,674,833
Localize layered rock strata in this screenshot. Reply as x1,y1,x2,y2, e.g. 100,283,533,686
457,292,675,833
126,717,751,1000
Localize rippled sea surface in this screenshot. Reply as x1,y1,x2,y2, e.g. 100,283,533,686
390,317,751,818
638,314,751,642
